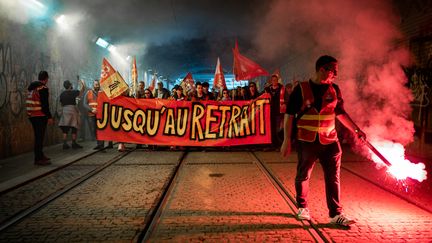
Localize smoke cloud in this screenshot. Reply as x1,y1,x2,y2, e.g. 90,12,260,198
254,0,414,146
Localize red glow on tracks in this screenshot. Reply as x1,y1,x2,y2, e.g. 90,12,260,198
368,140,427,182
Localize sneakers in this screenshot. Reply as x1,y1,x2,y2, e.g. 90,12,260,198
118,143,126,152
296,208,311,220
330,214,356,226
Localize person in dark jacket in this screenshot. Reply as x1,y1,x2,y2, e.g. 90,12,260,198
26,71,53,165
154,82,170,99
58,80,84,149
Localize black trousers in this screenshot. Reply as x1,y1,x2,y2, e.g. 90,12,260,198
295,140,343,217
90,115,111,147
29,116,48,161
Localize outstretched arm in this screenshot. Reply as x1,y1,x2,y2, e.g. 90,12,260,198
336,113,366,139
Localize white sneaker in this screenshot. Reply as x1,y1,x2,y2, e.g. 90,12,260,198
296,208,311,220
330,214,356,226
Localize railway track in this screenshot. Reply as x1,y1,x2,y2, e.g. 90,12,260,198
1,149,430,242
0,148,133,232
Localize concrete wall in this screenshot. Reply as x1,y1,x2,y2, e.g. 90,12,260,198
0,17,103,159
397,0,432,143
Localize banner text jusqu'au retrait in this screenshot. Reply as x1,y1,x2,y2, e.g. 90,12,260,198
96,92,272,146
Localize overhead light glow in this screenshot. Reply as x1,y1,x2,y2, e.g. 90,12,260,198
108,45,117,53
55,14,66,25
29,0,45,9
96,38,110,48
20,0,47,18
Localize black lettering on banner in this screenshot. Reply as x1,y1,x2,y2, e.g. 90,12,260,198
109,80,120,94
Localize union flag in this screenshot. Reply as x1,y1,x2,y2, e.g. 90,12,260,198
232,41,269,81
100,58,129,99
213,57,226,90
180,72,195,95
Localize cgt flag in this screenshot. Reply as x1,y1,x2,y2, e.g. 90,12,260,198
180,72,195,95
233,41,269,81
100,58,129,99
213,57,227,91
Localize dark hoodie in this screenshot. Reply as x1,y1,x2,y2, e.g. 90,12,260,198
28,81,52,119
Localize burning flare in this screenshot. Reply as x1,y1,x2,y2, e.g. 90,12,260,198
368,139,427,182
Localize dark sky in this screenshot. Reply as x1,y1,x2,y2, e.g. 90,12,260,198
57,0,271,77
51,0,411,82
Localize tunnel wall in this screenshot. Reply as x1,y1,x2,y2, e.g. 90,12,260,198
0,17,104,159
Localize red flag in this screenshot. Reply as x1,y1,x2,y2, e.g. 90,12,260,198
99,58,129,99
149,73,157,92
131,56,138,94
213,57,226,90
232,42,269,81
180,72,195,94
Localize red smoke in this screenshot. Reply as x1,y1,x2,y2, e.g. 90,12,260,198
254,0,427,181
255,0,414,146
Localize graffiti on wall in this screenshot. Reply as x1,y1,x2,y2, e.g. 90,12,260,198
0,43,75,121
408,68,431,108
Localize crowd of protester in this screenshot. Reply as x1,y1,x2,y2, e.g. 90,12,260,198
28,72,297,161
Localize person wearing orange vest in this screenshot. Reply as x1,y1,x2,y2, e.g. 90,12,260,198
26,71,53,165
280,55,366,226
265,74,285,150
84,80,113,150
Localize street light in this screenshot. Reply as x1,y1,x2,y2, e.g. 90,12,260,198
96,37,110,48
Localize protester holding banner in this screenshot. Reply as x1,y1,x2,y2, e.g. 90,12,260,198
173,85,186,101
84,80,112,150
249,82,260,99
144,88,154,98
154,81,170,99
219,88,231,101
265,74,285,150
192,82,209,101
135,81,146,98
202,82,215,100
